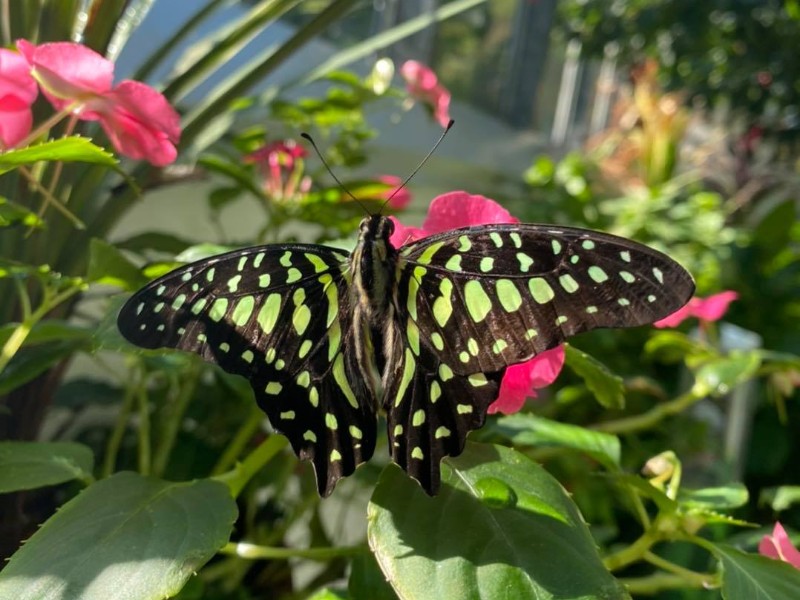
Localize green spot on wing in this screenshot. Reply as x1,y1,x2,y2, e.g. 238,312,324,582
464,280,492,322
529,278,554,303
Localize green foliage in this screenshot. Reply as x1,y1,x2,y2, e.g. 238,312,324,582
555,0,800,129
0,2,799,599
369,443,630,600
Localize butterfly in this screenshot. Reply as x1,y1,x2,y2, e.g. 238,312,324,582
117,205,695,496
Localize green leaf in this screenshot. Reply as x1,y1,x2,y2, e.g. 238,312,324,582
491,413,621,471
564,345,625,409
713,543,800,600
0,137,117,175
679,483,750,510
0,340,88,395
0,442,93,493
369,442,628,600
692,351,762,396
87,238,149,290
0,472,237,600
307,589,350,600
760,486,800,512
644,330,705,362
0,320,91,348
349,552,398,600
115,231,196,255
0,197,44,228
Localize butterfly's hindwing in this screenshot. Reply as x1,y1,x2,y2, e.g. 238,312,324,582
397,223,696,376
383,333,503,494
117,245,377,496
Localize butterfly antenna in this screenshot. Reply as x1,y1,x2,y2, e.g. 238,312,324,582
301,132,371,214
380,119,454,213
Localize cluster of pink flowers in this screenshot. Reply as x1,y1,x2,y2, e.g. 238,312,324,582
245,140,311,202
400,60,451,128
0,40,179,166
390,192,565,414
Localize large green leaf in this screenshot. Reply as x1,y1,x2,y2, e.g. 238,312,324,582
713,543,800,600
0,472,237,600
0,442,93,493
490,413,621,471
368,442,628,600
87,238,149,290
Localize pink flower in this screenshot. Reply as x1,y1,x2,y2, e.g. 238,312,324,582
654,291,738,328
400,60,451,128
759,523,800,569
390,191,565,413
0,48,38,148
377,175,411,210
17,39,180,166
490,346,566,414
245,140,309,202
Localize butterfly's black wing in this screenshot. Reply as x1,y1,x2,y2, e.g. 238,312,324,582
117,245,377,496
385,223,695,493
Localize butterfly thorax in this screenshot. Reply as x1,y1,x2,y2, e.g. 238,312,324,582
350,215,397,324
349,215,399,398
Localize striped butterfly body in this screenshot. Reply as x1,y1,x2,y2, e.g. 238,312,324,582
118,214,694,496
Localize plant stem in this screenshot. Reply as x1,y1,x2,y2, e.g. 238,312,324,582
136,381,151,476
211,404,265,475
592,389,703,434
152,362,200,477
19,165,85,229
643,551,717,587
604,531,657,571
620,572,711,595
103,372,138,477
213,434,288,497
219,541,367,561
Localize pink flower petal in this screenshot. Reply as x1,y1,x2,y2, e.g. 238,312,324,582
378,175,411,210
19,40,113,111
0,96,33,147
692,291,738,322
388,216,426,248
653,302,695,328
91,80,180,166
422,192,519,233
489,346,566,414
653,291,738,328
0,48,37,105
400,60,452,127
759,523,800,569
400,60,439,93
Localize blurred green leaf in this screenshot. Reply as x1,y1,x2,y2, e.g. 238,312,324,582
760,486,800,512
0,197,44,228
307,588,349,600
644,330,706,362
713,543,800,600
0,137,117,175
0,472,237,600
679,483,749,511
0,442,93,493
369,442,629,600
692,351,762,396
115,232,196,256
0,340,88,395
491,413,621,471
87,238,149,290
349,552,398,600
564,345,625,409
0,320,91,348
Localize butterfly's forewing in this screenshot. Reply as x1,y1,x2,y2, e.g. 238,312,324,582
385,223,695,493
117,245,377,496
397,223,695,374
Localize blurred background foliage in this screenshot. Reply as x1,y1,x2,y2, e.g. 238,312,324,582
1,1,799,599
